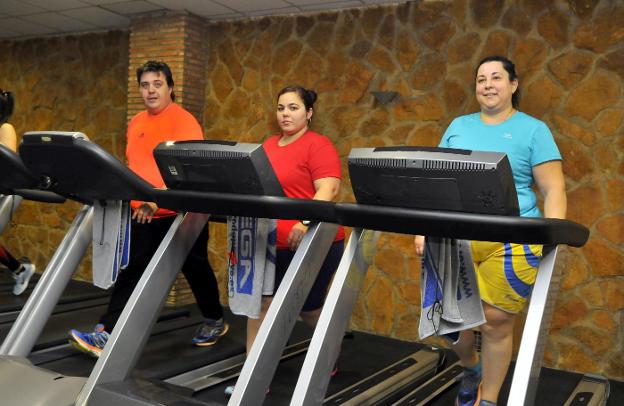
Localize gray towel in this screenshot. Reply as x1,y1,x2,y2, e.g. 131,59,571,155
227,216,276,319
92,200,131,289
346,229,381,288
419,237,485,341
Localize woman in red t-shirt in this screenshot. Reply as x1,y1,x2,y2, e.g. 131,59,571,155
231,86,344,394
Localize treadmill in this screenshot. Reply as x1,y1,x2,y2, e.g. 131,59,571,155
150,144,590,406
15,132,344,405
0,144,113,333
15,135,594,405
0,142,67,275
0,136,97,404
286,147,592,406
0,143,67,225
2,133,192,404
16,134,441,406
0,140,105,330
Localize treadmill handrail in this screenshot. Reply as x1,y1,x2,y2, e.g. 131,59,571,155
20,132,155,204
17,134,589,247
0,143,38,192
335,203,589,247
154,189,337,222
12,189,66,204
19,134,339,223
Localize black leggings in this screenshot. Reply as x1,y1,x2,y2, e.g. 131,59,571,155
0,245,20,272
99,216,223,331
272,240,344,312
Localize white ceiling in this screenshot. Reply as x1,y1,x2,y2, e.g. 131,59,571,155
0,0,405,40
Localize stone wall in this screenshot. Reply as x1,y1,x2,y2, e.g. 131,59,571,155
202,0,623,379
0,31,129,280
0,0,622,381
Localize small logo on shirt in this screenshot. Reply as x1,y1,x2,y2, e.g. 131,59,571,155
502,133,513,139
138,132,145,138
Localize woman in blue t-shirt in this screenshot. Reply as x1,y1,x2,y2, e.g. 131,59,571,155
415,56,567,406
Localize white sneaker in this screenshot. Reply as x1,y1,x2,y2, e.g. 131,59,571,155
13,262,35,295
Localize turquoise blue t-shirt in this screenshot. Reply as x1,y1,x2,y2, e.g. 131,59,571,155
439,112,561,218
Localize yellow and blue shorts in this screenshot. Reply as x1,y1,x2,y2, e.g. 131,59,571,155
470,241,543,314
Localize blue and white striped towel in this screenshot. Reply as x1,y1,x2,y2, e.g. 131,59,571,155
419,237,485,342
227,216,277,319
92,200,131,289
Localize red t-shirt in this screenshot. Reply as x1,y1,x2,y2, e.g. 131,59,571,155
263,130,344,248
126,103,202,217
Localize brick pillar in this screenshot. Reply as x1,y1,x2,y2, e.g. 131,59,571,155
127,11,207,307
127,11,206,125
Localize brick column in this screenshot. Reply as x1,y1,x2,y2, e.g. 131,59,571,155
127,11,206,125
127,11,207,306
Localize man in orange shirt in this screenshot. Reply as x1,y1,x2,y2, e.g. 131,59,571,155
69,61,227,357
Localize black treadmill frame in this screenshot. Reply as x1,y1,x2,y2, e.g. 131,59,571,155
18,133,590,406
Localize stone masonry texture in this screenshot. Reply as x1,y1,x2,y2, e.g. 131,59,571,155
0,0,622,379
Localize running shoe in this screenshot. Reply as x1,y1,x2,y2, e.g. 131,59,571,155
12,259,35,296
224,385,270,396
456,361,482,406
192,318,229,347
69,324,109,358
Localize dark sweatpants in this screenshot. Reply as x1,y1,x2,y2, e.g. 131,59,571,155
0,244,20,271
99,216,223,332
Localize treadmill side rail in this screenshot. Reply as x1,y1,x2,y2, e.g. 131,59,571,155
0,204,94,356
291,228,382,405
0,194,22,235
324,350,439,406
508,244,561,406
78,212,209,406
390,361,464,406
0,356,86,406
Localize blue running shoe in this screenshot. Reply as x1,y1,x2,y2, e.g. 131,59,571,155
69,324,109,358
192,318,229,347
456,361,482,406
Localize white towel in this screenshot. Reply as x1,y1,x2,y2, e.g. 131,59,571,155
227,216,276,319
92,200,131,289
419,237,485,341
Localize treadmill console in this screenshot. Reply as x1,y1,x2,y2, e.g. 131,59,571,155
0,143,38,193
348,146,519,216
20,131,155,203
154,140,284,197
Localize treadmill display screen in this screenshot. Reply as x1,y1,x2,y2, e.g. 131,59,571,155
348,146,519,216
153,140,284,197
